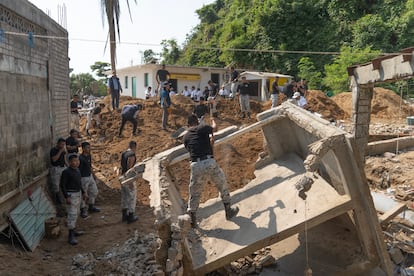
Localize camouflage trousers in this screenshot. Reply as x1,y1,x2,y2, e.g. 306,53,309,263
121,181,137,213
66,191,81,230
80,175,98,208
187,158,231,212
239,94,250,113
70,113,80,130
50,166,65,193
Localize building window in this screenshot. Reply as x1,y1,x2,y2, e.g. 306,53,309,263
144,73,149,87
125,76,128,89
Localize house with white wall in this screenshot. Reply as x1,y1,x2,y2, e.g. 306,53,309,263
114,64,292,101
115,64,229,99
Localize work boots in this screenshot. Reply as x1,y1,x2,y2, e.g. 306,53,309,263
127,213,138,224
73,229,85,237
68,229,78,245
88,204,101,213
224,203,239,220
122,209,128,222
80,208,88,218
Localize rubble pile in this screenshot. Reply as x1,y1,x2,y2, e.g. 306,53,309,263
70,231,163,276
332,87,414,119
208,247,277,275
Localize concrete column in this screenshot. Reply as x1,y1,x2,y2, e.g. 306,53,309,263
352,82,374,163
261,78,268,101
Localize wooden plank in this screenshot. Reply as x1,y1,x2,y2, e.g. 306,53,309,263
186,153,353,274
379,203,407,226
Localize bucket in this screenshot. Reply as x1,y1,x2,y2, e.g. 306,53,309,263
407,116,414,125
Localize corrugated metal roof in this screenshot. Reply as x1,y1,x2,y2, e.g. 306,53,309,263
9,187,56,251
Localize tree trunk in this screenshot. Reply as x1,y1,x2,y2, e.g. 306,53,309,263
106,2,116,73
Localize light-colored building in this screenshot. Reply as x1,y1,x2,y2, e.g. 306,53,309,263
115,64,230,99
114,64,293,102
239,71,293,101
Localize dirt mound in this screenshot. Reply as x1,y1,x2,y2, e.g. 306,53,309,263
81,96,265,197
306,90,347,120
332,87,413,119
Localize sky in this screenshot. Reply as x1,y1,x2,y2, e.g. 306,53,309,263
28,0,215,74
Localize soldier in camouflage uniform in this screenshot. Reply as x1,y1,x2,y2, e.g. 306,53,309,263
120,141,138,224
60,154,85,245
183,114,239,228
49,138,67,205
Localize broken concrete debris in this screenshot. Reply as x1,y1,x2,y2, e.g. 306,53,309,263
215,248,277,276
70,231,163,276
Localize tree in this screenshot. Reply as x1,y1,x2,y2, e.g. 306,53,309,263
70,73,107,97
90,61,111,80
297,57,322,90
100,0,137,73
143,49,158,64
323,46,380,94
161,39,181,65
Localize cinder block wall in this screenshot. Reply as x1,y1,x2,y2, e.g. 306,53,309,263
0,1,69,228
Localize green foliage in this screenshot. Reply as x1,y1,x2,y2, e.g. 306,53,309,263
176,0,412,92
143,49,158,64
161,39,181,65
351,14,392,51
90,61,111,80
70,73,107,97
297,57,322,90
323,46,381,94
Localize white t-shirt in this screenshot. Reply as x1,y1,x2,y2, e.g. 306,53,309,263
219,88,229,96
183,89,191,97
298,96,307,108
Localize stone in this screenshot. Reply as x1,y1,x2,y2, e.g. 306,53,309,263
165,258,175,273
170,223,181,233
389,247,404,264
178,214,192,233
258,255,276,267
168,247,178,261
177,266,184,276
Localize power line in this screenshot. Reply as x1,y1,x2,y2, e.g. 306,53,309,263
2,30,411,57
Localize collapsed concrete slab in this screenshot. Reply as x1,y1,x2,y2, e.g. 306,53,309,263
142,102,393,275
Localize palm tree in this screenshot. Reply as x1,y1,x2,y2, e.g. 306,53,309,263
100,0,137,73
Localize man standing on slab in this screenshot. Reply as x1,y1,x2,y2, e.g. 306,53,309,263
183,114,239,228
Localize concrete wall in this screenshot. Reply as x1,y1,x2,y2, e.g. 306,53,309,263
0,1,69,229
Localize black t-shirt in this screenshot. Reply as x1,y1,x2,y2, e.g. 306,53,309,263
121,150,136,174
50,147,66,167
194,104,209,119
231,70,239,82
156,69,169,82
92,106,102,115
79,154,92,177
60,167,82,197
298,84,308,96
183,125,213,159
237,82,252,96
71,100,78,114
286,84,294,98
66,136,79,153
209,83,219,97
272,81,280,94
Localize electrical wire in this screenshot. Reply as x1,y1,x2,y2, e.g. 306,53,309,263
3,30,413,57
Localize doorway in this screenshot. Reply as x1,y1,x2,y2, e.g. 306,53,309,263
132,77,137,98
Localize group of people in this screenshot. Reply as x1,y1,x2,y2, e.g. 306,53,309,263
49,129,101,245
50,128,141,245
272,78,309,109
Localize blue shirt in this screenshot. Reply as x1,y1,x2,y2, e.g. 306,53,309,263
160,89,171,107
